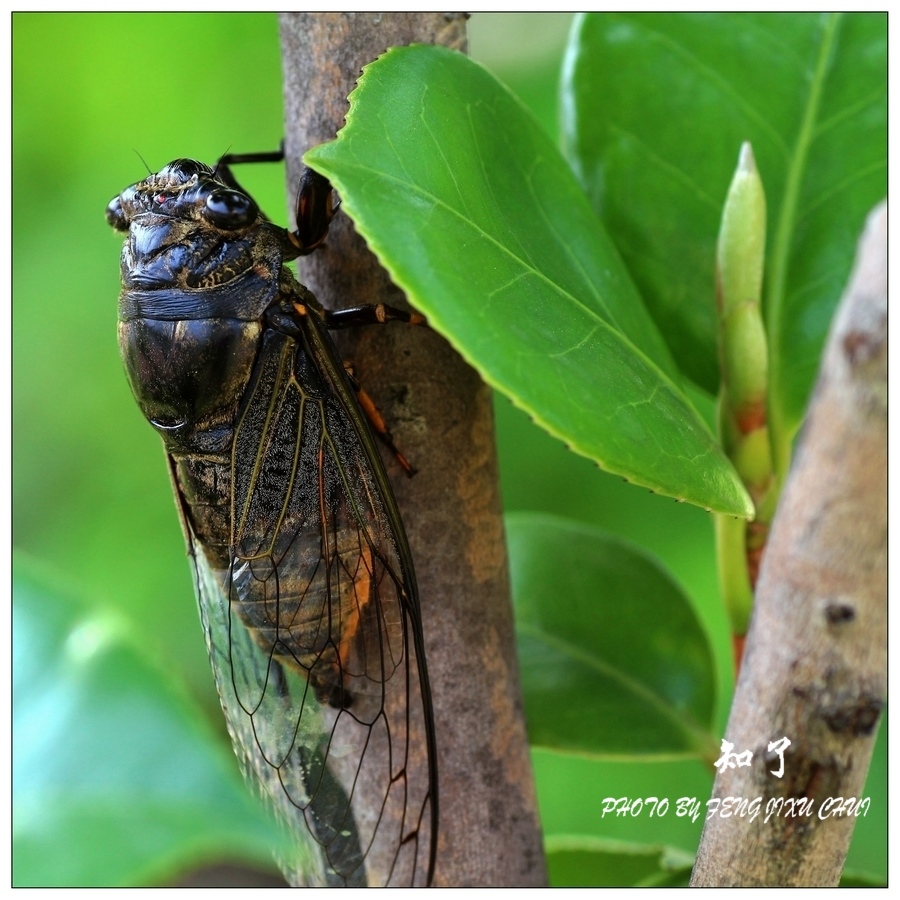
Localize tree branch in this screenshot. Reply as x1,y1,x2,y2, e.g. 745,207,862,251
691,201,886,886
278,13,547,887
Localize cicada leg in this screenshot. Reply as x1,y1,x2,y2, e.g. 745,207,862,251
321,303,427,476
324,304,426,330
341,361,416,477
217,147,336,255
213,148,284,207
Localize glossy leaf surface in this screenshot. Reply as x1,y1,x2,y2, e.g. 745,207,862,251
306,44,752,517
507,514,717,759
562,12,887,439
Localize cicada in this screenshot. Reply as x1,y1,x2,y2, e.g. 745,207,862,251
106,155,437,886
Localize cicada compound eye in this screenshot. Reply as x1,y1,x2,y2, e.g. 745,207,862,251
106,195,128,232
204,189,258,230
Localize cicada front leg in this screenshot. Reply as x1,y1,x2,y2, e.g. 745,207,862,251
216,147,336,255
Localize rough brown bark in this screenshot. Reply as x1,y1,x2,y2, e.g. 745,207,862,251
278,13,547,887
690,201,887,886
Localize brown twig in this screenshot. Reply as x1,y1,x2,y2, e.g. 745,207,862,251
691,201,886,886
278,13,547,886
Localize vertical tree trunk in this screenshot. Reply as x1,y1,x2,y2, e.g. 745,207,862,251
691,202,887,886
278,13,547,887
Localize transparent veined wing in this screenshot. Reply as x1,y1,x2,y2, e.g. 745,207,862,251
182,311,436,887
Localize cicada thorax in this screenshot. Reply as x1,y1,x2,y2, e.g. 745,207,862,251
117,313,258,558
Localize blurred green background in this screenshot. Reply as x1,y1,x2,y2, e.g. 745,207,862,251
13,12,885,886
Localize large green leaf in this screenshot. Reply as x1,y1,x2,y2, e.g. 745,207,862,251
562,12,887,446
306,44,752,517
507,514,717,759
13,561,284,886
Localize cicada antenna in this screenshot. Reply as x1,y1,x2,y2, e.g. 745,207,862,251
133,149,152,176
212,146,233,179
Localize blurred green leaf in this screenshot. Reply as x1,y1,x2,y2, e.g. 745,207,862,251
507,514,717,759
13,560,283,886
562,11,887,444
13,11,286,717
306,44,752,517
840,870,888,887
468,13,574,142
545,835,693,887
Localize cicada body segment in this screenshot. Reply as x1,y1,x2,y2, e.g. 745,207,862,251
108,158,437,886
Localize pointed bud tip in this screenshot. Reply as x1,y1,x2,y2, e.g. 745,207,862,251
738,141,757,175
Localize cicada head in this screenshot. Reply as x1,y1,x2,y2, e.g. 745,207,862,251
106,159,275,293
107,159,259,228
